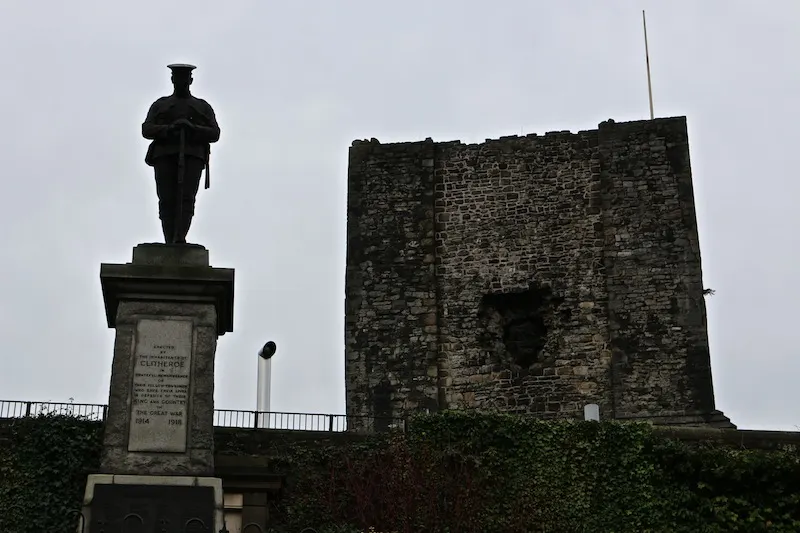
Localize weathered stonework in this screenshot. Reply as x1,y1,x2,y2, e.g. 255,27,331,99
345,117,733,428
100,300,218,476
98,243,235,475
345,139,440,424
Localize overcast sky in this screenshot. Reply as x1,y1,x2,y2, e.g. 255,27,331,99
0,1,797,431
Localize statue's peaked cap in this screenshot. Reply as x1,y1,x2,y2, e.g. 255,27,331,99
167,63,196,74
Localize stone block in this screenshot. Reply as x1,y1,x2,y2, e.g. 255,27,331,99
99,300,218,477
100,243,234,336
131,243,209,266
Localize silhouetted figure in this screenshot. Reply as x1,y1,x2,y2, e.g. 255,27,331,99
142,64,220,244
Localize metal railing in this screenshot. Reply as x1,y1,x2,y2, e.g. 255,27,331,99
214,409,405,431
0,400,405,433
0,400,107,421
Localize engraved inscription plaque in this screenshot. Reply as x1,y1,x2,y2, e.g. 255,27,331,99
128,319,193,452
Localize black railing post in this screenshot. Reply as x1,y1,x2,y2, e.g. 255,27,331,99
25,401,31,417
328,414,334,432
102,405,108,421
253,411,259,429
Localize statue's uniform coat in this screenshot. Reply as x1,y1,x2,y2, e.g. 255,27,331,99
142,94,220,243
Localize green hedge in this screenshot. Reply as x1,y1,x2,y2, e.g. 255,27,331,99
0,414,103,533
1,412,799,532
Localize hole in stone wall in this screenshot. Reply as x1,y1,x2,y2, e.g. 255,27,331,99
478,285,560,368
372,379,393,431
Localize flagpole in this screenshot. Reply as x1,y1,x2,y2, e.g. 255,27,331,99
643,9,654,120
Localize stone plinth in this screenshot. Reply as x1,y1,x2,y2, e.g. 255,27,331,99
97,243,234,477
101,243,234,336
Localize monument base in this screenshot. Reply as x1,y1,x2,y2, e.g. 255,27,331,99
98,244,235,477
79,474,223,533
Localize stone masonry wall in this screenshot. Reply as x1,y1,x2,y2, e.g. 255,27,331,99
345,140,440,427
345,117,730,427
433,133,611,418
598,120,716,419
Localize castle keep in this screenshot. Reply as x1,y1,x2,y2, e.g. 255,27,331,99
345,116,733,428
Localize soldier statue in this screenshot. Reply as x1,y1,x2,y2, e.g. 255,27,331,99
142,64,220,244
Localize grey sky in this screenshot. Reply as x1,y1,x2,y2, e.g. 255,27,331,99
0,1,797,431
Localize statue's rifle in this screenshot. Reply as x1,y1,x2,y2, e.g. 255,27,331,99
184,103,212,190
172,126,186,243
204,144,210,190
196,106,211,190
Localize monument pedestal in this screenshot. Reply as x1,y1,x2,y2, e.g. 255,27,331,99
80,244,234,533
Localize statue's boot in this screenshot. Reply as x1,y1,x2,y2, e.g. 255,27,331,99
175,215,193,245
161,218,175,244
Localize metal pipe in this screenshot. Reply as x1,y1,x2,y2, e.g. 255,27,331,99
257,341,276,428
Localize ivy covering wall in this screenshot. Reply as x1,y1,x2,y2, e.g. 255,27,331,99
1,412,799,533
0,414,103,533
241,413,800,532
